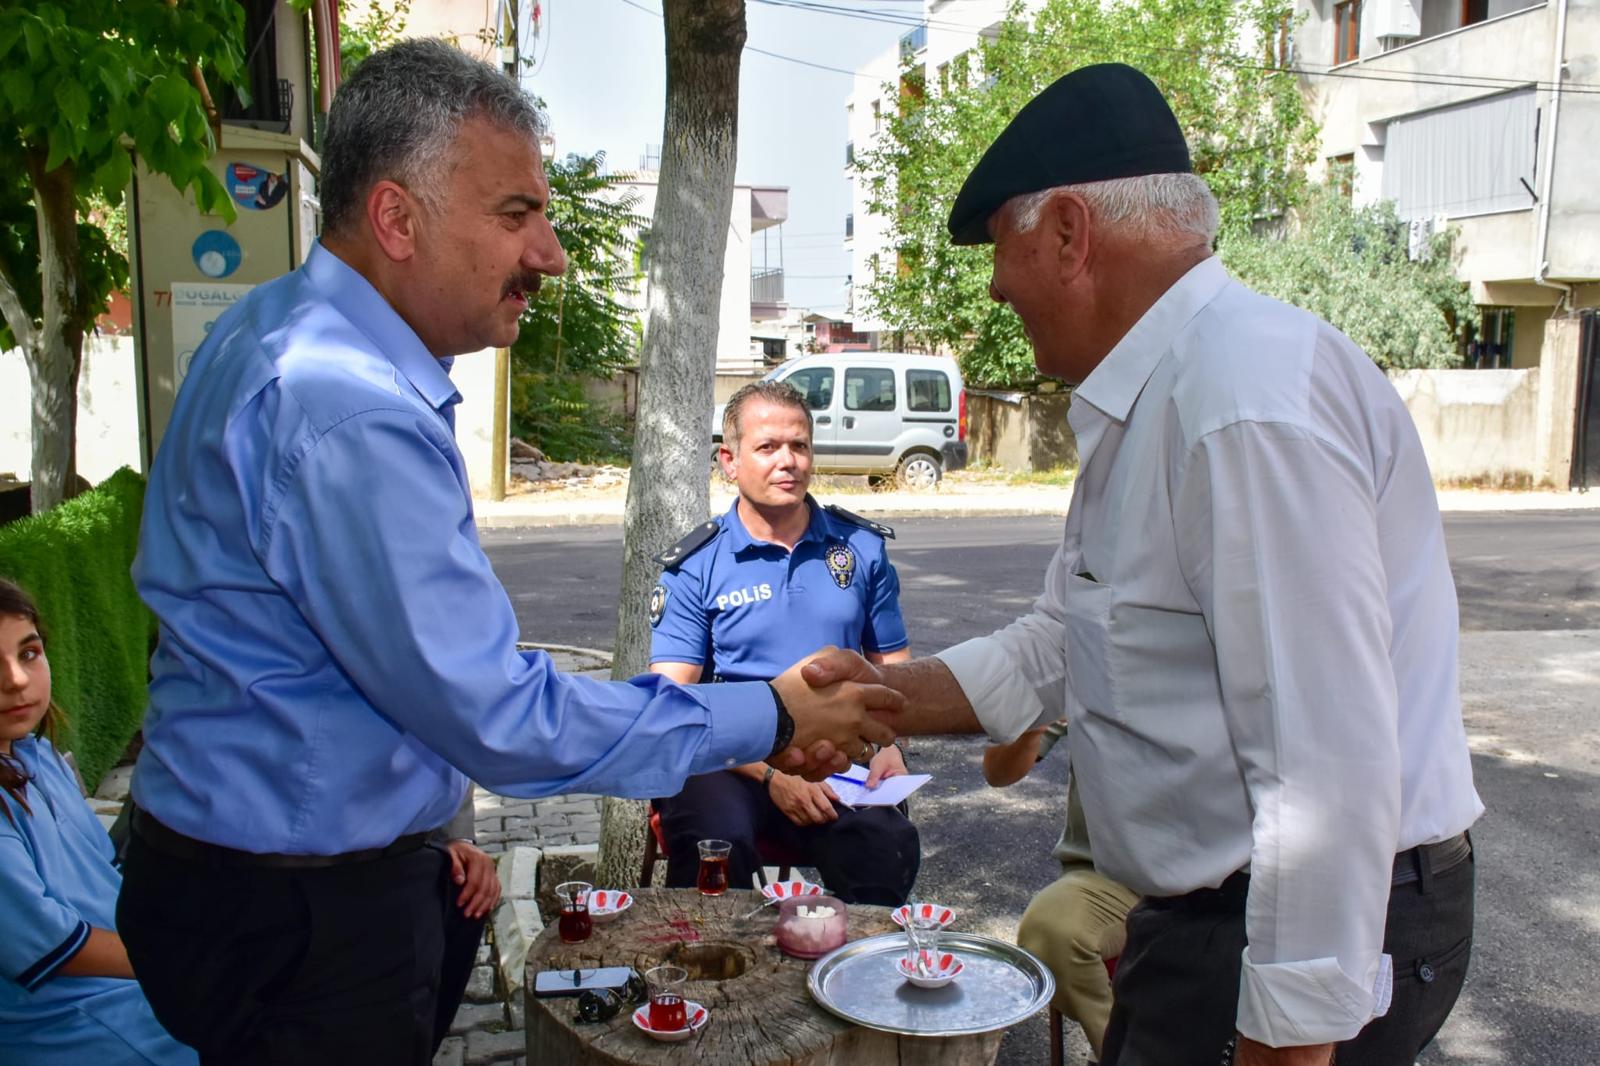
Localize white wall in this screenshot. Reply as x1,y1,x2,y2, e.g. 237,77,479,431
1,335,143,486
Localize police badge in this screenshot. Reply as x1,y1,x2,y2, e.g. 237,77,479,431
649,584,668,627
824,544,856,589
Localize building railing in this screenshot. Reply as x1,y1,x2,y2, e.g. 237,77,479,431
751,268,785,305
899,23,927,61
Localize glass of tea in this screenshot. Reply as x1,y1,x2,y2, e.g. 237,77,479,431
555,881,593,944
696,839,732,896
644,964,688,1031
904,914,942,978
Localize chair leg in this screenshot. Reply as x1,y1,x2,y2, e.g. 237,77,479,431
640,829,659,887
1050,1007,1064,1066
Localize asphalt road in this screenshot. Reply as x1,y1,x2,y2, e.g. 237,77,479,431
481,511,1600,1064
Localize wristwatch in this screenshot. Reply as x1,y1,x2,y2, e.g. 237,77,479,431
762,765,777,789
765,683,795,761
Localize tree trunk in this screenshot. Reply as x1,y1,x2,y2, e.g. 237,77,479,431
23,149,86,513
598,0,746,890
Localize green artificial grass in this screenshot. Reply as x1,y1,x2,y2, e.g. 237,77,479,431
0,468,152,790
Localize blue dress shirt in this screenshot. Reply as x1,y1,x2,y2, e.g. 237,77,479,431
649,498,908,682
0,738,196,1065
131,242,775,854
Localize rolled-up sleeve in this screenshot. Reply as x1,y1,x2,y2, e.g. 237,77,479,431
0,820,91,992
935,538,1072,744
1174,420,1399,1046
260,410,774,799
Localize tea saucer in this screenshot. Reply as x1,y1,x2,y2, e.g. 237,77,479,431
890,902,957,929
631,1000,709,1042
759,878,825,903
587,889,633,923
897,951,964,988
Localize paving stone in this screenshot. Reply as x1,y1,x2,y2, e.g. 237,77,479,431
477,830,510,844
503,816,530,830
475,944,493,966
491,899,544,1005
465,965,497,1004
449,1002,506,1036
473,816,504,834
464,1028,524,1064
93,764,135,802
495,803,534,819
433,1035,465,1066
496,846,542,901
527,814,570,830
481,843,505,855
506,997,525,1030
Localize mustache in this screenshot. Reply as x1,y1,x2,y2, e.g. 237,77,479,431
503,272,544,298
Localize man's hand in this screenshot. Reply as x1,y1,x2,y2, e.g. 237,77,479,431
769,648,900,782
864,742,906,788
444,840,502,920
800,647,884,689
768,772,842,827
1233,1037,1335,1066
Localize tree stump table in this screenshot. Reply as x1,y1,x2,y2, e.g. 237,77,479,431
525,888,1006,1065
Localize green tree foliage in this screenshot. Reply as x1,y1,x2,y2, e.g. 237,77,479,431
509,152,646,461
0,0,245,509
856,0,1315,387
1219,182,1471,370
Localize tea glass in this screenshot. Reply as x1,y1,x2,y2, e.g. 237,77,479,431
644,964,689,1031
555,881,593,944
696,839,732,896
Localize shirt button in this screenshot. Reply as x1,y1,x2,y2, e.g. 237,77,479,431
1418,963,1435,983
725,758,736,767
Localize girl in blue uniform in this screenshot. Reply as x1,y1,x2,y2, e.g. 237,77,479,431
0,578,196,1065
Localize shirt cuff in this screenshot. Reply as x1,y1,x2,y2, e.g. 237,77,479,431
1236,948,1393,1046
696,680,779,771
16,919,91,992
934,637,1051,744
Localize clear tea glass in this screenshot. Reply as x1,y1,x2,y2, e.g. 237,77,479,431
696,839,732,896
904,914,942,977
644,964,688,1031
555,881,593,944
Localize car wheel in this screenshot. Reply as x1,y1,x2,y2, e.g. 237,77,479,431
896,452,942,491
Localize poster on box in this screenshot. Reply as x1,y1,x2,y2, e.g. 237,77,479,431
227,162,290,210
171,283,252,385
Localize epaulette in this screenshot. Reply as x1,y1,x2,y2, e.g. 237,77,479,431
655,519,721,568
824,503,894,539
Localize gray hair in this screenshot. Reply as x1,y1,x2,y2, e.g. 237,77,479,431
1010,173,1219,245
320,38,547,235
723,381,813,452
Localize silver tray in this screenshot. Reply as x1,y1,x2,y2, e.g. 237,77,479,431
807,931,1055,1037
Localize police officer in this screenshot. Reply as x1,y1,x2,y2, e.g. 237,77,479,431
649,382,921,905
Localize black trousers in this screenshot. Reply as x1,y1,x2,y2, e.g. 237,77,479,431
117,829,486,1066
657,769,921,905
1102,841,1474,1066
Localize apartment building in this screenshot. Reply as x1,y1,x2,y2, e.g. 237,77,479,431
1297,0,1600,368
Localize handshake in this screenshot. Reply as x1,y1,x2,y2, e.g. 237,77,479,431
766,647,904,782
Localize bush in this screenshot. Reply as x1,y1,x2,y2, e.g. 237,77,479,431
0,468,152,789
510,372,632,464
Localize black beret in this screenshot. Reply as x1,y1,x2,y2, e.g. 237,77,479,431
946,63,1192,246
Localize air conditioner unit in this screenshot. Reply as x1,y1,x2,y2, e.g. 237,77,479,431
1368,0,1422,40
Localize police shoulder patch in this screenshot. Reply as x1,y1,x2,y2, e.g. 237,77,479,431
656,519,721,569
824,543,857,589
823,503,895,540
649,583,669,627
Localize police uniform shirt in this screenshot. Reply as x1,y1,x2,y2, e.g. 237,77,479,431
650,499,908,682
0,737,195,1065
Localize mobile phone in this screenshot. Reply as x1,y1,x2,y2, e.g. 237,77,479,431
532,965,636,998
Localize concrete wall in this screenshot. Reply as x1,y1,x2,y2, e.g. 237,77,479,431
451,347,502,497
1,335,143,486
1390,367,1542,483
967,390,1077,471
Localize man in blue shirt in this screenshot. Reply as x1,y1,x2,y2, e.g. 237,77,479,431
650,383,920,904
117,41,898,1066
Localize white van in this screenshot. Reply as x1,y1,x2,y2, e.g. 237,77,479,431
715,352,968,489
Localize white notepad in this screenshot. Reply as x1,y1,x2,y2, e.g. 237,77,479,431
827,762,932,808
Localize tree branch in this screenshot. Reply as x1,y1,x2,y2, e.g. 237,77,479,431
0,255,39,354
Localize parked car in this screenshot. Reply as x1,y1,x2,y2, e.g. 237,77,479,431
713,352,968,490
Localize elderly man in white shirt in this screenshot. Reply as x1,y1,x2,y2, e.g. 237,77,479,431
804,64,1481,1066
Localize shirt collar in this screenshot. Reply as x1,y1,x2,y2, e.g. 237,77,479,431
722,495,828,553
303,241,462,413
1072,256,1231,424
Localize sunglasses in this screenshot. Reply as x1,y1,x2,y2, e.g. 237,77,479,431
574,971,647,1024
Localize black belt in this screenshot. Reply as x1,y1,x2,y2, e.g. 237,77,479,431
131,806,430,870
1151,832,1473,913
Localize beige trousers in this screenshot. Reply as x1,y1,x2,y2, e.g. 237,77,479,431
1017,865,1140,1060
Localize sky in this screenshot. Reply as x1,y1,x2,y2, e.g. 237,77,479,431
527,0,924,317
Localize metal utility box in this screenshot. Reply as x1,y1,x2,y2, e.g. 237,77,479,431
127,128,320,466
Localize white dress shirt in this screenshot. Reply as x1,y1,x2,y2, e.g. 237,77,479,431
937,257,1482,1046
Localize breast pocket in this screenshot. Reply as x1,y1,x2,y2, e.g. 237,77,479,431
1063,572,1114,716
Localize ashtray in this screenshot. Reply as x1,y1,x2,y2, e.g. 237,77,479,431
587,889,633,923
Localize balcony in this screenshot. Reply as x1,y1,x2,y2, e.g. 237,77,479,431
751,268,785,307
899,23,927,62
845,213,854,240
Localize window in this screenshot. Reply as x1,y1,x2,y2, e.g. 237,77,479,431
1466,308,1515,369
845,367,896,412
1329,152,1355,199
906,370,952,412
1334,0,1360,63
1381,89,1537,219
785,367,834,410
872,100,881,133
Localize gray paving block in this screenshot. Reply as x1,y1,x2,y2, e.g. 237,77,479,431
448,1002,506,1036
433,1035,465,1066
465,964,497,1004
464,1028,525,1064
